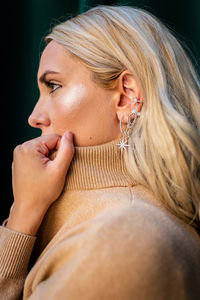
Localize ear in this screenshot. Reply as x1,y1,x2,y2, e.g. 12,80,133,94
115,70,143,124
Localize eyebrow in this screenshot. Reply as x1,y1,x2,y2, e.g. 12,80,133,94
39,70,60,84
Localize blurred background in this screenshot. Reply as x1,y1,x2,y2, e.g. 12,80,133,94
1,0,200,223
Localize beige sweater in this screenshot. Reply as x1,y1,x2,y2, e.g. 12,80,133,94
0,137,200,300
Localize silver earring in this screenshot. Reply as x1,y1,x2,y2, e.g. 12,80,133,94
116,97,142,157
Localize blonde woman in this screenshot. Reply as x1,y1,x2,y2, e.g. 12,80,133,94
0,5,200,300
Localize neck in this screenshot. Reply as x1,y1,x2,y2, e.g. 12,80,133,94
59,137,135,190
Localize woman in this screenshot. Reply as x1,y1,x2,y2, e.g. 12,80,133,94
0,5,200,299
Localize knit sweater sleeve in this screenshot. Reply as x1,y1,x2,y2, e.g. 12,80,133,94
0,222,37,300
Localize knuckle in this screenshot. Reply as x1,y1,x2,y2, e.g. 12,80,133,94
21,141,34,153
13,145,21,156
21,141,29,148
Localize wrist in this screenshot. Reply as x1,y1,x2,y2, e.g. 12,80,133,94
6,204,47,236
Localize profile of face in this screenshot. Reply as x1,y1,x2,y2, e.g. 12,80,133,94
28,40,143,146
28,41,123,146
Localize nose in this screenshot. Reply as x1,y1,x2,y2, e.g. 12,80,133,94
28,106,50,129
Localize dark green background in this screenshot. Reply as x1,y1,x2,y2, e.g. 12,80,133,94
1,0,200,222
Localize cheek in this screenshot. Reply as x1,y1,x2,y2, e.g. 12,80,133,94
60,85,88,110
51,85,90,127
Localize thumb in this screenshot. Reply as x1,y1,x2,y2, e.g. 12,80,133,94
54,131,75,171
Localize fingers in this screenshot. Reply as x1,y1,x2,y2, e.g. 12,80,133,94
12,132,75,171
54,131,75,171
35,133,61,151
13,134,62,158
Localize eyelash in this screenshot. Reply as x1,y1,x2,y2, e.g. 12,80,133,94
44,80,62,94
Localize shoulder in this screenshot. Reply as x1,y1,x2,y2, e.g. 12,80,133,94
94,196,199,256
89,197,200,297
30,191,200,299
53,185,200,266
100,188,200,259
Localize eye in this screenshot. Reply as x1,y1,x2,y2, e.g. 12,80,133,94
50,83,61,94
44,80,62,94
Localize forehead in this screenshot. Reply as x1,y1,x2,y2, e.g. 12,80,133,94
37,41,72,79
37,40,92,84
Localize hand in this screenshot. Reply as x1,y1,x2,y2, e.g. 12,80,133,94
7,131,75,235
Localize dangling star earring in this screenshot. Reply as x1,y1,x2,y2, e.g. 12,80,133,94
116,115,130,157
116,97,143,157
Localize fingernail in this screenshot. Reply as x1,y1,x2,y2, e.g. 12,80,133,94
65,131,73,141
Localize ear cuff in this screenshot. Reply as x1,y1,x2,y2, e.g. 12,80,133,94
116,97,143,157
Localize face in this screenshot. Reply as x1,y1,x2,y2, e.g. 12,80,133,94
28,41,121,146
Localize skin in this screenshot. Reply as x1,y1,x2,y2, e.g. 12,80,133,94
28,41,121,146
7,41,143,235
28,41,142,146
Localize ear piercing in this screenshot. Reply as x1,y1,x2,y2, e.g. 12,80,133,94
116,97,143,157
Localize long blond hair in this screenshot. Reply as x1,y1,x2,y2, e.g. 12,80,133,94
45,5,200,231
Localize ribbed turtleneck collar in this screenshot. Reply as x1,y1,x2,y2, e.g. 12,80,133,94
59,137,135,191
